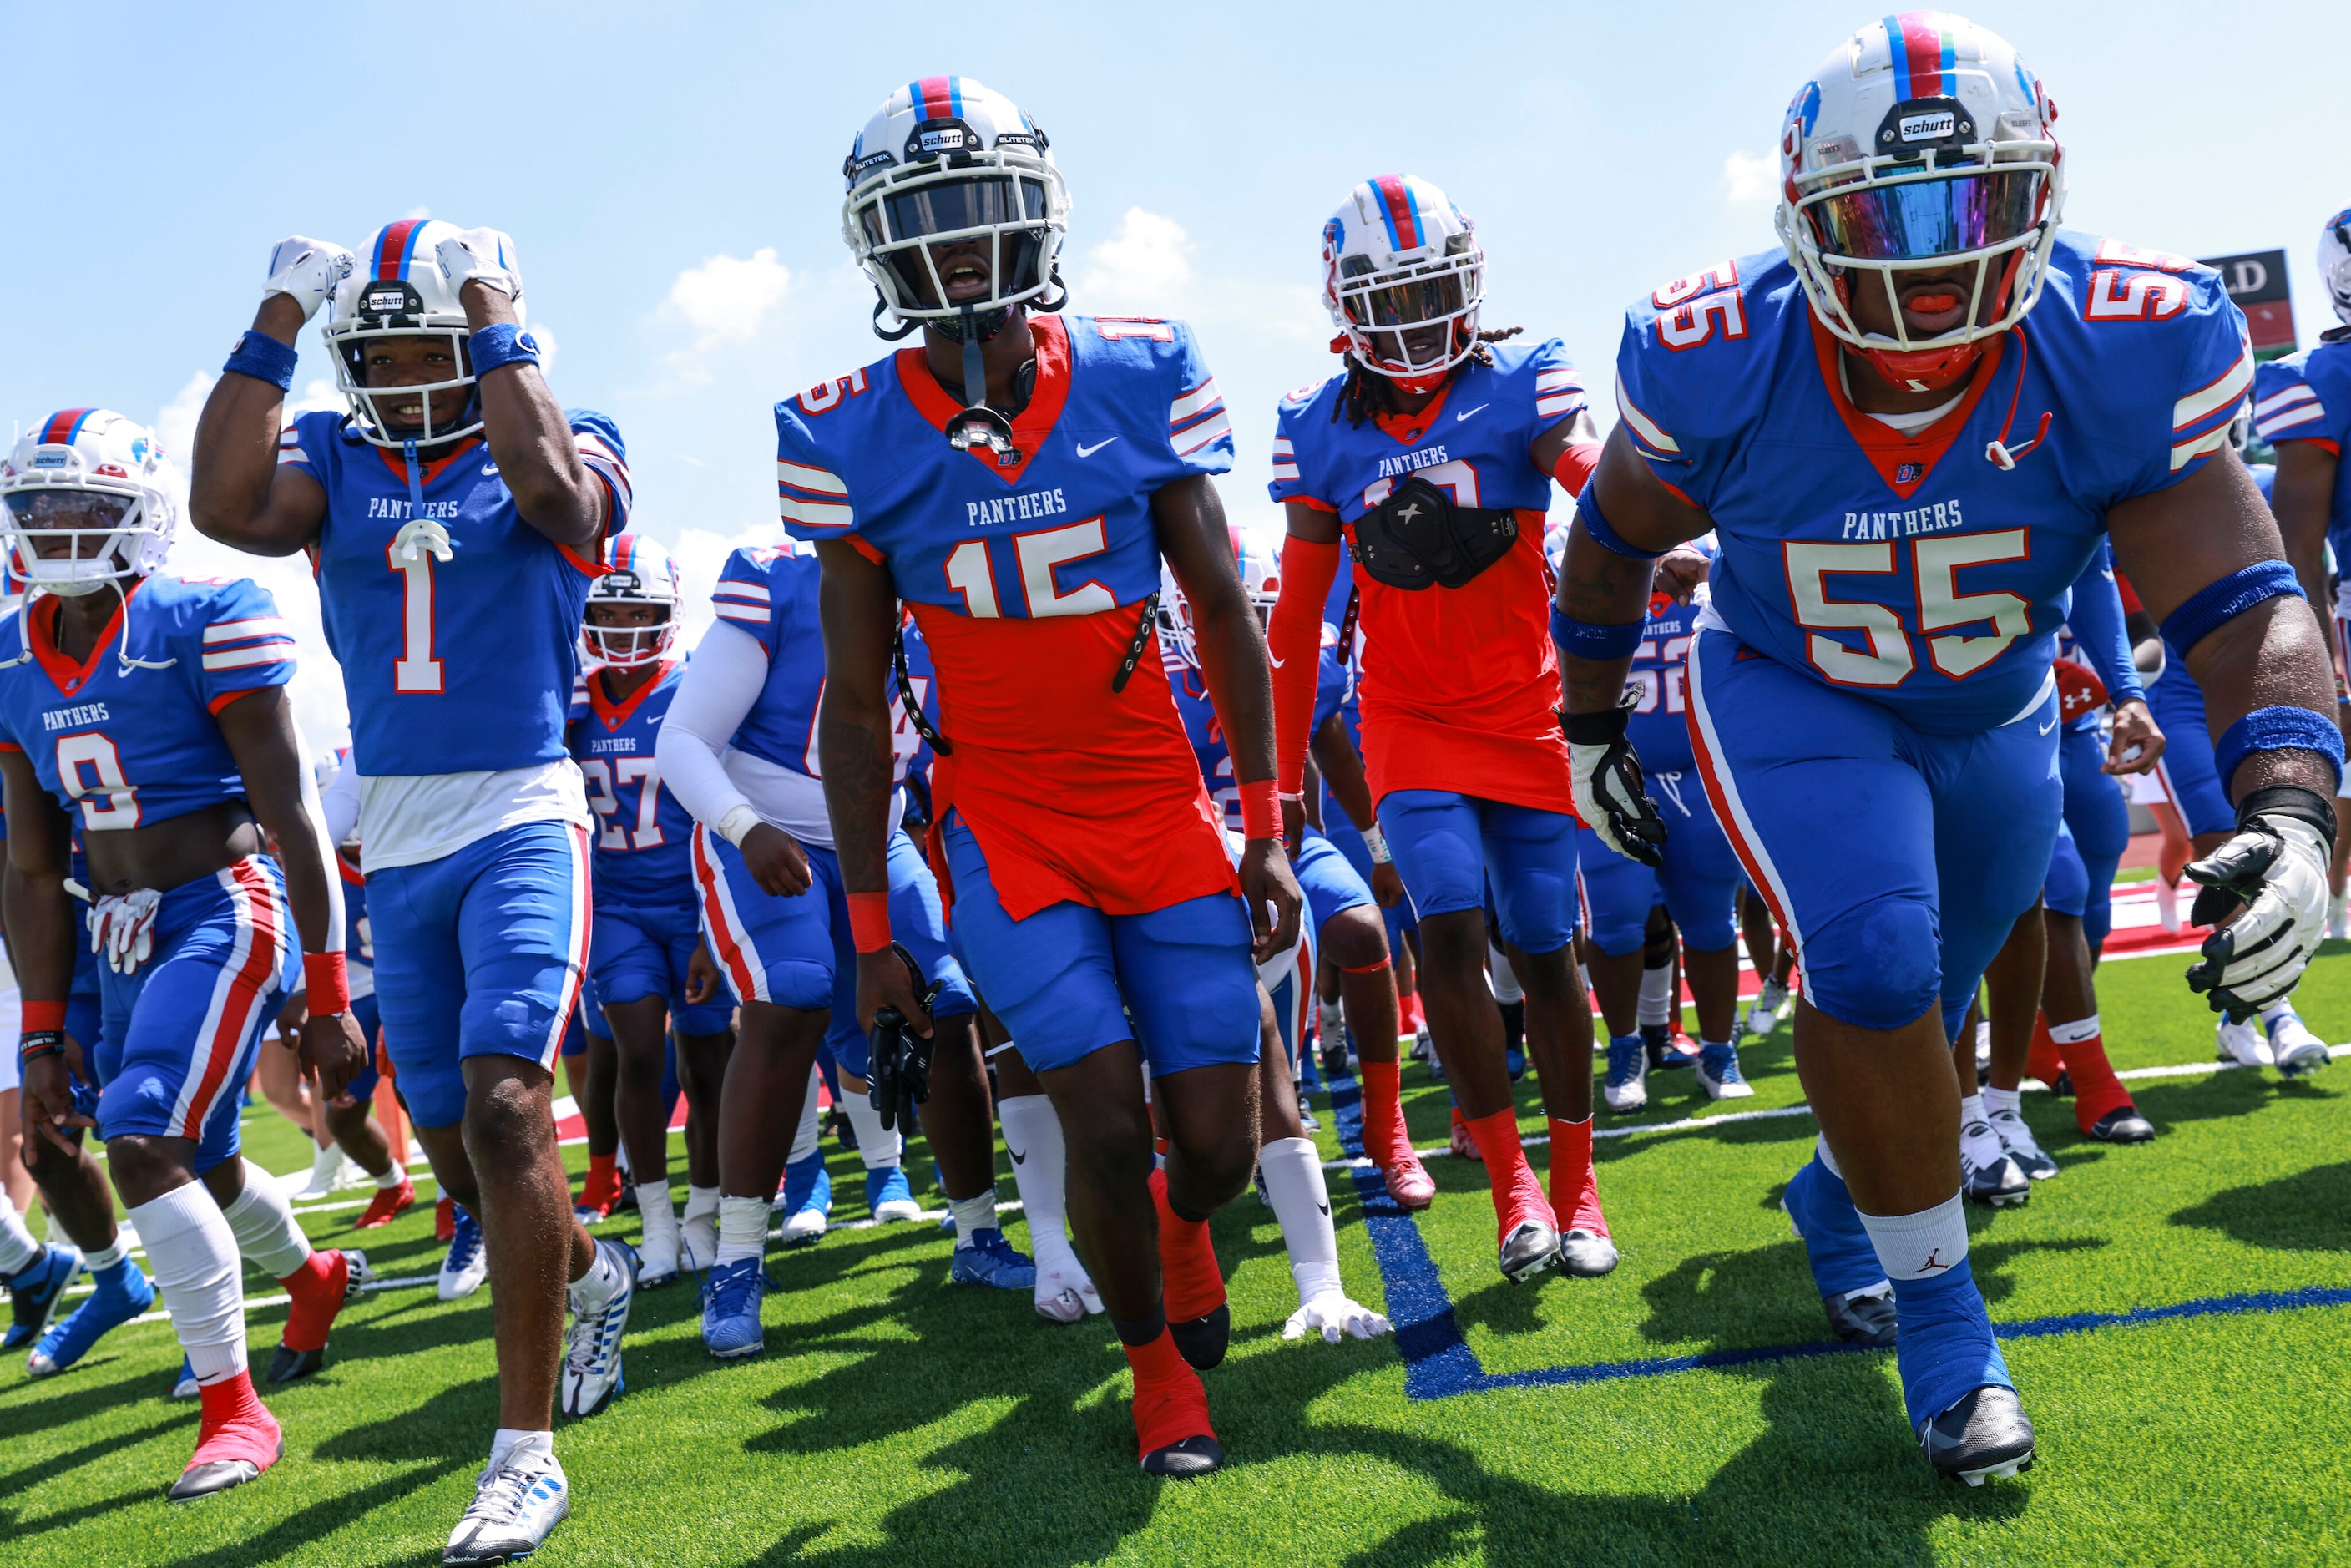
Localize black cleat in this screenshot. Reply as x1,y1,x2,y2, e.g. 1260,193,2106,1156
1499,1218,1562,1283
1141,1434,1223,1477
2048,1070,2074,1098
1169,1304,1230,1371
1962,1151,2032,1208
1919,1385,2035,1485
1822,1288,1898,1348
267,1344,326,1384
2086,1107,2155,1143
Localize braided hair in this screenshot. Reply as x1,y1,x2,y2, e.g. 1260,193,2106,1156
1332,326,1525,427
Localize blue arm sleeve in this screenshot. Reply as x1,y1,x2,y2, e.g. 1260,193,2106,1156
2067,542,2142,708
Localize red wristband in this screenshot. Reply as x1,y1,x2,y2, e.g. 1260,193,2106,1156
846,892,893,954
21,999,66,1034
305,952,351,1015
1240,779,1281,840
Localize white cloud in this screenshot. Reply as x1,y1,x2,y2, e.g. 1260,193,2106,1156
1722,149,1778,209
403,205,432,220
1076,208,1195,309
662,250,792,351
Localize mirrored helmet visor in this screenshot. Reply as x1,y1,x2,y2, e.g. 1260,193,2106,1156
1342,269,1470,328
1806,168,2042,262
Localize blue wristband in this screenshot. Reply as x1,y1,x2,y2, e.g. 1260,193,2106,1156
1575,485,1665,562
2213,706,2345,796
223,331,298,392
2160,560,2303,660
1552,604,1645,661
468,323,541,377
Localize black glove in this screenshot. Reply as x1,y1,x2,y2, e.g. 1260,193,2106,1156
1564,695,1667,868
867,942,940,1135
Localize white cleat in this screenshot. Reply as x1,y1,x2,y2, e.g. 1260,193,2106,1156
292,1144,343,1201
2155,877,2183,934
445,1447,569,1565
2216,1017,2274,1068
437,1210,488,1302
2263,1009,2332,1078
1747,979,1788,1038
1034,1257,1104,1324
560,1240,635,1419
1283,1292,1393,1343
680,1211,720,1274
1990,1109,2058,1181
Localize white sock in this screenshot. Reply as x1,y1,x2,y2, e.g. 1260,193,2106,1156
0,1192,41,1277
998,1095,1074,1267
1317,996,1346,1052
2050,1013,2101,1046
1813,1133,1843,1180
2257,1001,2298,1027
1257,1136,1341,1306
373,1161,407,1190
1486,943,1524,1006
950,1189,998,1247
1856,1193,1968,1282
1637,964,1675,1028
489,1427,554,1473
83,1239,126,1274
684,1185,720,1227
837,1090,902,1173
636,1183,679,1246
786,1068,824,1165
569,1236,624,1311
716,1194,768,1266
221,1158,315,1282
1957,1093,2005,1171
1983,1085,2023,1120
131,1183,247,1383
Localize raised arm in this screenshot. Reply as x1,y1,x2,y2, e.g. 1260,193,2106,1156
213,688,365,1097
1157,474,1302,961
190,280,331,557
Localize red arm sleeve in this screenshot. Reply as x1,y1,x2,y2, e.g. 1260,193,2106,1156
1551,441,1603,499
1267,535,1340,797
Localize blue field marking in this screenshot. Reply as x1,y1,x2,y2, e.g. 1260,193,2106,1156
1322,1069,2351,1399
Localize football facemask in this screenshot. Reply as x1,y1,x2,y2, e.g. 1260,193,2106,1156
0,410,175,595
1322,175,1485,392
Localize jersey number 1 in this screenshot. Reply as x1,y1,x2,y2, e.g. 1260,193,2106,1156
388,548,443,694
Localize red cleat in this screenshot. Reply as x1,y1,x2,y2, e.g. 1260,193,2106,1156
433,1195,456,1243
1125,1327,1221,1476
167,1372,282,1500
1383,1148,1436,1211
270,1249,369,1383
1149,1167,1228,1369
353,1178,416,1231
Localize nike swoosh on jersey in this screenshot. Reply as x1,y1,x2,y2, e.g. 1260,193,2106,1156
2038,716,2058,734
482,463,500,475
1074,437,1120,458
1454,404,1490,422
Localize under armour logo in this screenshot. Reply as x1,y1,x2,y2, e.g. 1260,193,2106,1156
1917,1248,1945,1273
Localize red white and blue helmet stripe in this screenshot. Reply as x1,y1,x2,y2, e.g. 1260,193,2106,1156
1883,11,1957,102
38,408,99,448
909,75,967,121
1369,175,1425,254
372,219,430,281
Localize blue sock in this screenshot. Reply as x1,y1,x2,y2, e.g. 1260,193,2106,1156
1889,1259,2010,1431
1782,1156,1886,1299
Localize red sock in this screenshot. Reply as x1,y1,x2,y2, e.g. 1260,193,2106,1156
2054,1026,2134,1132
582,1153,621,1213
1124,1328,1214,1461
1546,1116,1610,1238
1399,990,1425,1036
1360,1060,1412,1167
1464,1107,1548,1246
1149,1167,1226,1323
2025,1013,2066,1086
277,1250,348,1354
190,1371,282,1474
433,1196,455,1243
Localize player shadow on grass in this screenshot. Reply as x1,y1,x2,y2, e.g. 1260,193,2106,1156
2170,1161,2351,1254
0,1408,184,1540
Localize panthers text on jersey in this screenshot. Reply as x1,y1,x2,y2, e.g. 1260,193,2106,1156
1271,340,1586,811
1615,233,2252,734
2251,331,2351,553
279,407,631,776
773,313,1236,919
0,577,296,829
568,657,695,906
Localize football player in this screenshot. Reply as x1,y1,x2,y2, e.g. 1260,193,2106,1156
656,539,1031,1362
568,534,734,1283
798,78,1302,1476
0,409,369,1498
189,223,635,1564
1164,541,1433,1210
1266,175,1613,1287
1555,14,2338,1481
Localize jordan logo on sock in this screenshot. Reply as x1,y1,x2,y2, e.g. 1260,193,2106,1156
1917,1249,1945,1274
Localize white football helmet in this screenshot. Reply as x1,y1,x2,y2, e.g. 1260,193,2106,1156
1774,13,2064,392
1157,525,1281,672
1236,524,1281,612
583,533,681,668
842,77,1069,341
322,219,519,448
2320,208,2351,330
1322,175,1484,393
0,409,174,594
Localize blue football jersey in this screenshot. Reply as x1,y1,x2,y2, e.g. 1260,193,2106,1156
281,408,632,776
1615,235,2252,735
0,576,296,829
567,658,695,906
2252,333,2351,554
1625,591,1702,775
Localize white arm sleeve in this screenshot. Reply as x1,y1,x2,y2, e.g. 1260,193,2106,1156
291,727,346,958
321,754,361,850
655,620,766,838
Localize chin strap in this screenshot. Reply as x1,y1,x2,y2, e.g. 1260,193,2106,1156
391,439,456,565
943,305,1021,466
1984,326,2054,472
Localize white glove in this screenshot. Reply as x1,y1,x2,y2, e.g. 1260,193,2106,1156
262,236,356,324
91,888,163,976
433,226,523,303
1283,1292,1393,1344
2185,812,2331,1018
1565,695,1666,867
391,516,455,565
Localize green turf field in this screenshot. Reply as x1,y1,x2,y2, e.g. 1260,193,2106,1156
5,944,2348,1567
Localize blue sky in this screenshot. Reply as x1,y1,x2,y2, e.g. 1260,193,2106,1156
3,2,2338,743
